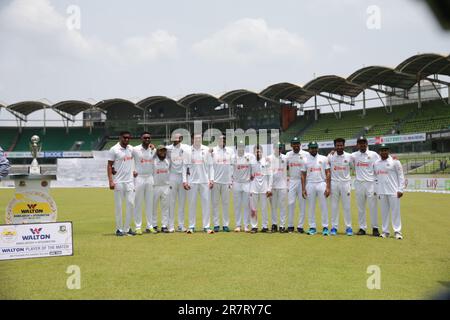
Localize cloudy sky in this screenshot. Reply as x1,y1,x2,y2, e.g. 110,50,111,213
0,0,449,120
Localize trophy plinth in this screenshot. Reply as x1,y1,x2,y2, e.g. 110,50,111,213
5,135,58,224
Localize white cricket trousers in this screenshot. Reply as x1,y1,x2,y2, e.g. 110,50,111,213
379,194,402,234
211,183,231,227
288,179,306,228
134,176,154,230
169,173,187,228
271,188,288,227
153,185,171,229
232,182,250,229
354,180,378,230
187,183,211,229
330,181,352,230
113,182,135,232
306,182,329,229
249,193,269,229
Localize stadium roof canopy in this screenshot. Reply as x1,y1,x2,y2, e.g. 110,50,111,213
178,93,223,109
303,75,363,97
220,89,280,105
4,101,51,121
137,96,185,110
6,101,50,116
259,82,315,104
94,98,143,111
52,100,93,116
395,53,450,77
347,66,418,90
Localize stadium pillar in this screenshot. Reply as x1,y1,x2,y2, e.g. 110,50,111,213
417,80,422,109
314,95,318,121
43,105,46,135
448,85,450,104
338,103,341,119
362,91,366,117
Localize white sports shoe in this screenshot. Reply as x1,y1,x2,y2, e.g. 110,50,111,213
380,232,390,238
177,226,186,232
234,227,241,232
395,232,403,240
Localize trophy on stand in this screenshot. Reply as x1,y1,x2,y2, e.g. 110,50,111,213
5,136,58,224
29,135,42,175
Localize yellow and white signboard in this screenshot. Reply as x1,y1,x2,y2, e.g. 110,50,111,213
0,222,73,261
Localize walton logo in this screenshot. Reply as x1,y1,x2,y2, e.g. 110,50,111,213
20,203,44,214
22,227,50,240
30,227,42,235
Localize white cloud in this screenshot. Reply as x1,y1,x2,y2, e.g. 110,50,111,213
192,18,310,64
122,30,178,62
0,0,178,63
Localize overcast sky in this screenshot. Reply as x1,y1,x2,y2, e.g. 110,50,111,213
0,0,449,124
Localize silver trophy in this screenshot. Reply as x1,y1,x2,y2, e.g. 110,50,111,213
29,135,41,175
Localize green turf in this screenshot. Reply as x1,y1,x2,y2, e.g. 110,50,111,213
0,188,449,299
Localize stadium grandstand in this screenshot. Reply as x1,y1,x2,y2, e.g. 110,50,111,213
1,52,450,173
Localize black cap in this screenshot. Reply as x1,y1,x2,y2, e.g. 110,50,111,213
291,137,300,144
357,136,368,143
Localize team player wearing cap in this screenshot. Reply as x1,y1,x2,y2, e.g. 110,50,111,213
286,137,309,233
107,132,405,240
374,144,405,240
301,141,331,235
352,136,381,236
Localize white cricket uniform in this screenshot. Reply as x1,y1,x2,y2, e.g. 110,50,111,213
232,152,254,230
267,154,288,227
132,145,155,230
302,153,330,229
211,146,234,228
352,150,380,230
249,157,273,229
286,150,308,228
328,152,352,230
374,157,405,234
166,143,190,229
153,157,172,230
183,145,214,229
108,143,135,232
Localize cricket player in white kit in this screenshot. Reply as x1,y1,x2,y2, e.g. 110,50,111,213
211,135,234,232
132,132,156,235
286,137,308,233
107,131,136,236
249,145,273,233
183,134,215,234
166,134,190,232
267,143,288,233
301,141,331,236
232,140,254,232
352,136,381,236
153,145,173,233
374,144,405,239
328,138,353,236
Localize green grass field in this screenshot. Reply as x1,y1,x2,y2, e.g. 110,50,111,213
0,188,449,300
